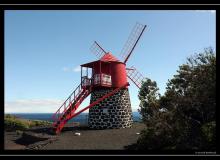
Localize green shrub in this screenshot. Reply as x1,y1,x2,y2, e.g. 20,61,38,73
5,114,16,119
31,120,52,127
4,114,52,131
136,48,216,150
4,117,29,131
201,121,216,149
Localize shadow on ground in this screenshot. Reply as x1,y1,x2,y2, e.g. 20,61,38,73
14,126,57,146
14,125,89,146
15,133,49,145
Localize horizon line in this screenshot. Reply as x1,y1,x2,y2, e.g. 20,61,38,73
5,111,140,114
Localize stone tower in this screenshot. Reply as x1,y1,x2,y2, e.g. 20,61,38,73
88,88,133,129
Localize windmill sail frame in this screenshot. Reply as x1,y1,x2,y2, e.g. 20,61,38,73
90,41,107,59
119,22,147,64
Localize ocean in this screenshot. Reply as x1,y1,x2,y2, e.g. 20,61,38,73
9,112,142,125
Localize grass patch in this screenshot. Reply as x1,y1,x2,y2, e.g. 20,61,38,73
4,114,52,131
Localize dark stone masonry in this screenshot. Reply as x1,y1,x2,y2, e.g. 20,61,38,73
88,88,133,129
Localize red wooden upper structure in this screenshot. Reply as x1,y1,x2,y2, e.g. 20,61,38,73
80,52,128,89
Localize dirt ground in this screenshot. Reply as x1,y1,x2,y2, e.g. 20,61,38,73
4,132,26,150
4,122,146,150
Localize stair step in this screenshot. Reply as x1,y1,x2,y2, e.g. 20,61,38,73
52,84,93,134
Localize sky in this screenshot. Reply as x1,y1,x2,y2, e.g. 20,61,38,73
4,10,216,113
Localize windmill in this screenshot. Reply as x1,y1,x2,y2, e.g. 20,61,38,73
52,22,147,134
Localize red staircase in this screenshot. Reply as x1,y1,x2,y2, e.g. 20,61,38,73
52,80,129,134
52,80,92,134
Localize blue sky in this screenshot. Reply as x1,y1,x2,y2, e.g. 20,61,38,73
5,10,216,113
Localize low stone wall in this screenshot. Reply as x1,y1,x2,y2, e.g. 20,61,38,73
88,88,133,129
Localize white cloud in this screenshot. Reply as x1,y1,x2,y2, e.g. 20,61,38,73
73,66,81,72
62,66,86,73
5,98,139,114
62,67,70,72
5,99,64,113
5,98,90,113
73,66,87,72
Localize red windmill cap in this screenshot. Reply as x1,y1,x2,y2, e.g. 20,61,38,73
100,52,120,62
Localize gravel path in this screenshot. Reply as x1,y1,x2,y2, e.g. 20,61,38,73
4,122,146,150
42,122,145,150
4,132,26,150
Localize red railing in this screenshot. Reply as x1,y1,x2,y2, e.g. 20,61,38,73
68,82,129,121
54,89,92,134
54,82,129,134
93,73,112,87
52,78,91,125
52,76,129,134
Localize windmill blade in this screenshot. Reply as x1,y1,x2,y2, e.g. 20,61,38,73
90,41,107,59
126,66,145,89
120,22,147,64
